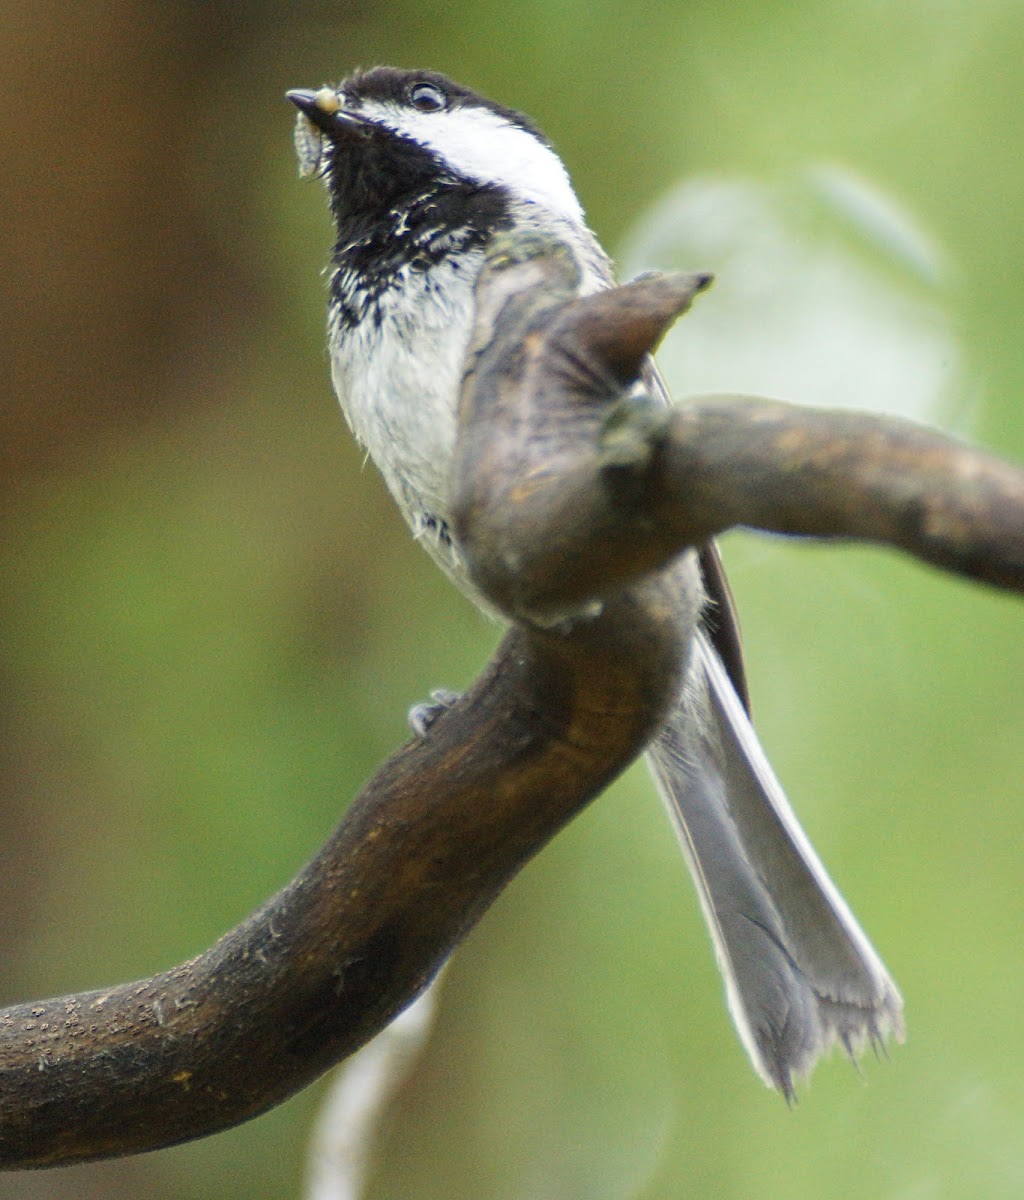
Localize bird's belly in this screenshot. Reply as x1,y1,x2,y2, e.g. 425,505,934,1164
330,263,478,580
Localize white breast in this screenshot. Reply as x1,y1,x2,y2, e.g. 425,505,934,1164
330,251,481,531
328,208,613,588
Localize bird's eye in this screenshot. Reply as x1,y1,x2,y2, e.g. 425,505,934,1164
409,82,448,112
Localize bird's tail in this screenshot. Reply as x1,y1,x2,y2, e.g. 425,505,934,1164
646,631,904,1099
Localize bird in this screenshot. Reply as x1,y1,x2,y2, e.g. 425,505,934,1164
286,66,903,1099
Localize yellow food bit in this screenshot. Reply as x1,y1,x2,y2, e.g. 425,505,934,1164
314,87,341,115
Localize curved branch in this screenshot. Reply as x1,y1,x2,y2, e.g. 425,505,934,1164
0,596,689,1168
452,237,1024,620
655,397,1024,590
2,230,1021,1170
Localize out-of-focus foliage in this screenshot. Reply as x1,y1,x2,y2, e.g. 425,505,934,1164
0,3,1021,1198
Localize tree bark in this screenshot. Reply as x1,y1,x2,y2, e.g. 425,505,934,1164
1,233,1021,1169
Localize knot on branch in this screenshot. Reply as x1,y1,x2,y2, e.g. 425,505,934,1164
452,235,1024,615
452,234,714,623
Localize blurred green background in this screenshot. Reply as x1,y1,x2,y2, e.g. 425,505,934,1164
1,2,1022,1197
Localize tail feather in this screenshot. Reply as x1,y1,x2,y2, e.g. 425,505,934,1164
647,630,903,1097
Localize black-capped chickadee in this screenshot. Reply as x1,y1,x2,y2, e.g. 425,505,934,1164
287,67,903,1098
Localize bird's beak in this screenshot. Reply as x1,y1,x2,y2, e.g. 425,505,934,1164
286,88,368,135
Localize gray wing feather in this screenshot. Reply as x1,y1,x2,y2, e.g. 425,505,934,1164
638,356,750,712
646,631,904,1097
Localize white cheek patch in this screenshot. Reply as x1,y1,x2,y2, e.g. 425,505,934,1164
358,99,586,223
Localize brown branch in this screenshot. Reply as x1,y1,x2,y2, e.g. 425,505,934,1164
1,231,1021,1170
0,598,689,1168
654,398,1024,591
452,238,1024,620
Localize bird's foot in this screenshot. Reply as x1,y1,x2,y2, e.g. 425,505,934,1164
408,688,462,737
